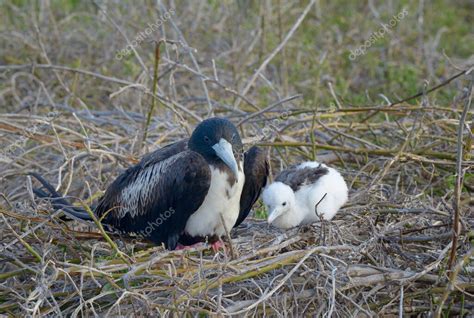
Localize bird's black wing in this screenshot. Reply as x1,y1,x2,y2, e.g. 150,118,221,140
95,149,211,250
140,138,188,167
30,139,191,222
29,172,94,220
234,146,269,227
275,164,329,192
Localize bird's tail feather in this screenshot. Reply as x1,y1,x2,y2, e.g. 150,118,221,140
29,172,92,221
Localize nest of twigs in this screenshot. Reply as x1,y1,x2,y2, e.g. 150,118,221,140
1,1,473,317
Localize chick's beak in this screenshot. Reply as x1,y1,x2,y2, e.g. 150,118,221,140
267,208,282,224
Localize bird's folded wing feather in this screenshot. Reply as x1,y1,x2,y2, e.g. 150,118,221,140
234,146,269,227
95,146,211,250
275,165,329,192
140,138,188,167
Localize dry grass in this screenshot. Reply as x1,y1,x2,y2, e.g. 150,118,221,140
0,1,473,316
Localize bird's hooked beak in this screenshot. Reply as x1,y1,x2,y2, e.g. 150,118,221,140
267,208,283,224
212,138,239,177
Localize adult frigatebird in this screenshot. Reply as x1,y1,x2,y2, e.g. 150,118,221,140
31,117,268,250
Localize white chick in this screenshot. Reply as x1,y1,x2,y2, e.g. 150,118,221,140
263,162,348,229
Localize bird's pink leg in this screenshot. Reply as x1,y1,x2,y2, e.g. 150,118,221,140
175,241,226,253
175,242,203,250
210,240,226,253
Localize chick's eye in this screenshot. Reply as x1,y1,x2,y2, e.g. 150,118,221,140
204,136,211,143
282,202,287,206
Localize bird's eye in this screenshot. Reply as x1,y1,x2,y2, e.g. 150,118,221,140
282,202,287,206
204,136,211,143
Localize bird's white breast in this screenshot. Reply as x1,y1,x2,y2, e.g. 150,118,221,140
184,163,245,238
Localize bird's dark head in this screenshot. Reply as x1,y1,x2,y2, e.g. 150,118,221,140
188,118,243,176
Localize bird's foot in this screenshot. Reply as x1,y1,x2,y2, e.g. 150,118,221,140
175,241,227,253
175,242,203,250
210,240,226,253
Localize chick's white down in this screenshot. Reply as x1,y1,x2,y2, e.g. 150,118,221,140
263,162,348,229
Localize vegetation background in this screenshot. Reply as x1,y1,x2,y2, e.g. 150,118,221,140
0,0,473,316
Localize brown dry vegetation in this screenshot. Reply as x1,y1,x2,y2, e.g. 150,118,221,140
0,1,473,317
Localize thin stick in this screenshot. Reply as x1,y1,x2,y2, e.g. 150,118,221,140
0,63,136,86
142,42,161,151
92,1,148,76
315,193,327,217
157,0,213,114
233,0,316,109
81,203,132,266
361,68,471,122
399,285,404,318
0,64,202,121
257,141,459,161
224,247,318,315
219,213,236,259
448,71,473,269
436,247,474,317
237,94,302,127
1,214,42,262
310,112,317,161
